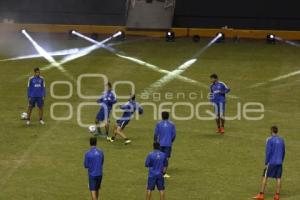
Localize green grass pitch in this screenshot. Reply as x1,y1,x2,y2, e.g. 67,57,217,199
0,33,300,199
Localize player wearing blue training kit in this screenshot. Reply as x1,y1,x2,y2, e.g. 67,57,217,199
154,112,176,178
95,82,117,137
84,137,104,200
210,74,230,134
26,67,46,125
253,126,285,200
145,142,168,200
110,94,143,144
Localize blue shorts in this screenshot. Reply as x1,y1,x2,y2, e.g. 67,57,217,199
29,97,44,108
213,102,225,117
263,165,283,179
89,175,102,191
160,146,172,158
116,119,130,130
96,108,111,122
147,175,165,191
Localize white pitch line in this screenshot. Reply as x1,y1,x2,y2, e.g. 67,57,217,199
249,69,300,88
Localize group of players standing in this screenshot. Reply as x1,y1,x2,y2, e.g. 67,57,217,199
25,67,285,200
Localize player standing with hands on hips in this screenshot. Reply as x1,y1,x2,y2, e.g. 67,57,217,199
209,74,230,134
253,126,285,200
26,67,46,125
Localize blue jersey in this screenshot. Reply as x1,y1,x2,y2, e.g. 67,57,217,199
119,100,143,120
97,90,117,111
210,81,230,103
145,150,168,177
154,120,176,147
265,135,285,165
27,76,46,98
84,147,104,177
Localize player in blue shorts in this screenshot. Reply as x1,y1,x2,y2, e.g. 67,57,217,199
109,94,143,144
154,112,176,178
145,142,168,200
253,126,285,200
210,74,230,134
26,67,46,125
95,82,117,138
84,137,104,200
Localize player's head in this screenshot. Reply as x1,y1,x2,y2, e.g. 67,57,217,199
161,111,169,120
90,137,97,146
34,67,40,76
130,94,136,101
210,73,218,83
106,82,112,91
271,126,279,135
153,142,160,150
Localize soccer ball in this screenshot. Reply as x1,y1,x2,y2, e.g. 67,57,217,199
88,125,97,134
21,112,28,120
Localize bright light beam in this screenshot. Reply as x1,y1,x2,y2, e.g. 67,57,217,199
275,36,300,47
21,30,65,72
71,31,208,88
141,34,222,95
0,48,80,62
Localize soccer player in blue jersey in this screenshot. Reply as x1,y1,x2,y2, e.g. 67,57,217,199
84,137,104,200
26,67,46,125
145,142,168,200
95,82,117,137
210,74,230,134
109,94,143,144
154,112,176,178
253,126,285,200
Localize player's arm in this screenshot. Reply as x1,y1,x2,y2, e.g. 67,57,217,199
120,103,131,110
221,82,230,94
282,140,286,162
110,92,117,104
265,139,272,165
154,124,159,142
145,155,152,168
84,154,89,169
27,77,32,99
42,78,46,99
171,124,176,143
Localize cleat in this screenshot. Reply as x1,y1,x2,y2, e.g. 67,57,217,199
106,136,114,142
163,174,171,178
274,194,280,200
124,139,131,145
26,120,30,125
39,120,45,125
216,128,221,133
252,193,264,200
220,127,225,134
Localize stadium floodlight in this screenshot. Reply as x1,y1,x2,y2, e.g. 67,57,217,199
21,29,26,34
267,34,276,43
216,32,225,43
166,31,175,42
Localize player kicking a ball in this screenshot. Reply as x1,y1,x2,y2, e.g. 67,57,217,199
145,142,168,200
108,94,143,144
253,126,285,200
209,74,230,134
95,82,117,138
26,67,46,125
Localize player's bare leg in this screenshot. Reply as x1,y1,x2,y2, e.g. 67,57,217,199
112,126,131,144
220,115,225,134
95,119,102,135
159,190,165,200
274,178,281,200
253,176,267,199
146,190,152,200
90,191,98,200
104,122,110,136
26,105,33,125
215,118,221,132
38,107,45,124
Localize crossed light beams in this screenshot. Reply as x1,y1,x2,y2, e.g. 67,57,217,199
71,31,208,88
20,30,122,81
